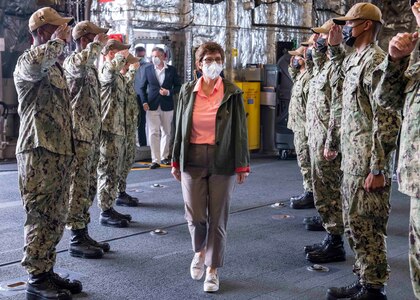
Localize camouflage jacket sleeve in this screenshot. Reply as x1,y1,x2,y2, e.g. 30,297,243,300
329,45,346,66
373,55,410,111
306,60,314,76
325,67,343,152
64,41,103,79
15,39,65,82
288,66,299,82
312,48,327,72
124,65,137,84
367,53,402,171
100,53,127,84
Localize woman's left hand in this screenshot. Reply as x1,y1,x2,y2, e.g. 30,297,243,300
236,172,249,184
171,167,181,182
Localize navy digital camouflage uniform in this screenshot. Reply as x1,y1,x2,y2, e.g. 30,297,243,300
373,55,420,296
330,43,401,287
97,53,127,211
306,49,344,235
13,39,74,275
288,61,313,193
63,40,104,230
118,66,139,194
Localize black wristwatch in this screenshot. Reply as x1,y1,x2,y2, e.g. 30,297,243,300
371,169,382,176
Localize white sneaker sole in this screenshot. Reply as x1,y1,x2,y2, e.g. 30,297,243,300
204,284,219,292
190,269,204,280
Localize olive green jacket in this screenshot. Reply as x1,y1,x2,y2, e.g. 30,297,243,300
172,78,250,175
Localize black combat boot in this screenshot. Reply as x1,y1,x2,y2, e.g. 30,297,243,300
100,208,130,227
115,191,139,207
304,233,330,254
26,272,72,300
305,215,326,231
69,229,104,259
290,193,303,201
48,269,82,294
111,207,132,222
303,215,321,224
350,285,387,300
290,191,315,209
306,234,346,263
83,227,110,252
326,279,362,299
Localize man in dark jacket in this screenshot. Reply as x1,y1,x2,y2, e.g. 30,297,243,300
137,47,181,169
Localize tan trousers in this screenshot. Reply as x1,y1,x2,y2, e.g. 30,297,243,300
146,106,173,163
180,144,235,268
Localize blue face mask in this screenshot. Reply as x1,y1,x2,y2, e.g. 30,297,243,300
292,57,301,69
342,21,367,47
306,48,313,61
316,38,328,54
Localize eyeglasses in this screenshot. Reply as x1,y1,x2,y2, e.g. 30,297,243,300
203,57,223,64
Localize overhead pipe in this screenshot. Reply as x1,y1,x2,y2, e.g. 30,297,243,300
251,7,312,31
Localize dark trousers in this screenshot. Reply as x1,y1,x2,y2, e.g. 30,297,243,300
137,96,147,146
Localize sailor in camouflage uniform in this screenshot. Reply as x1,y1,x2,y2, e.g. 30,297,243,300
63,21,111,259
13,7,82,300
373,1,420,298
116,54,141,207
304,20,346,264
327,3,401,299
287,46,315,210
97,39,133,228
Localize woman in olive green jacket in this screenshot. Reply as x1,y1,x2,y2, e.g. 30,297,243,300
171,42,250,293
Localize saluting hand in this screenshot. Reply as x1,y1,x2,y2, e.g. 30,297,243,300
94,33,109,45
328,24,343,46
119,49,130,58
52,24,71,43
412,0,420,27
389,32,419,61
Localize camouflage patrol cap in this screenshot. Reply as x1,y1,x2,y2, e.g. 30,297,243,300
333,2,384,25
301,35,315,47
311,19,334,34
29,7,74,32
126,54,140,64
102,39,131,55
288,46,305,57
72,21,108,40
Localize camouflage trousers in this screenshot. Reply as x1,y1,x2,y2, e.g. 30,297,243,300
409,197,420,299
16,147,72,275
309,145,343,235
88,141,100,205
118,130,136,193
341,172,391,286
66,140,99,230
97,131,124,211
293,130,312,192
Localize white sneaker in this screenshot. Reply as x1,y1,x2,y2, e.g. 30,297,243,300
203,270,219,292
190,253,205,280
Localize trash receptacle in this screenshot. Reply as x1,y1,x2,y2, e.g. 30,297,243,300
260,91,278,155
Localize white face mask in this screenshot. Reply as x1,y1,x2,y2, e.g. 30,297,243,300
202,62,223,80
152,56,161,66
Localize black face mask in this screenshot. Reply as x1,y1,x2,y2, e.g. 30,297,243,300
316,38,328,54
306,48,313,61
342,21,366,47
292,57,301,69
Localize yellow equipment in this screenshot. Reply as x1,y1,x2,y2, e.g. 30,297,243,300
235,82,261,150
